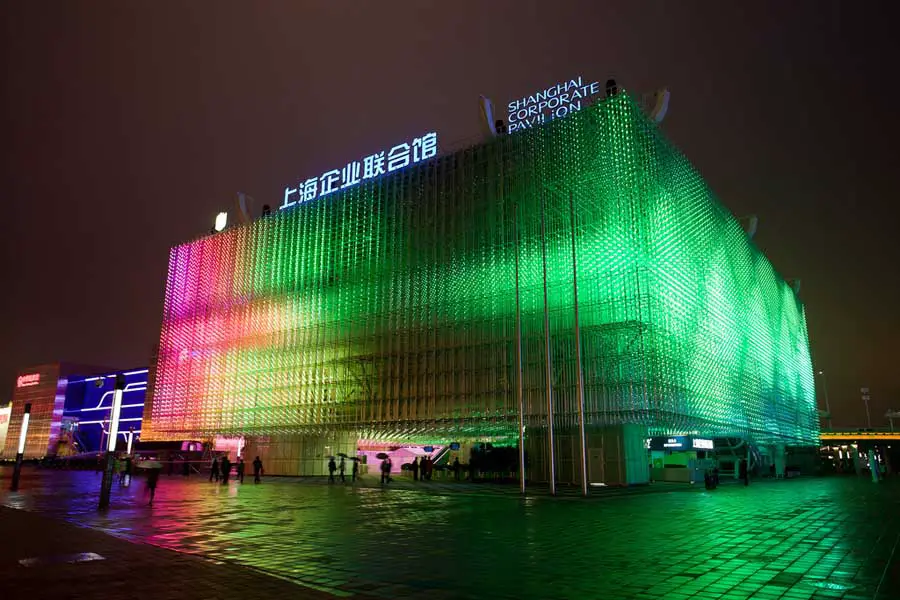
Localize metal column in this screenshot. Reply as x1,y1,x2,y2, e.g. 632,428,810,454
540,191,556,495
514,206,526,495
569,191,589,496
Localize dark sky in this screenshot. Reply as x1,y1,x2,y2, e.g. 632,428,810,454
2,2,897,428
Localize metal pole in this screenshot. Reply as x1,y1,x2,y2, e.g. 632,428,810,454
865,398,871,429
539,191,556,495
819,371,832,429
514,207,526,495
10,403,32,491
99,375,126,510
569,191,588,497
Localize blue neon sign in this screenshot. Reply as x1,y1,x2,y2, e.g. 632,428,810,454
281,132,438,210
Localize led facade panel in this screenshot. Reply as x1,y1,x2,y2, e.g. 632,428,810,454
144,93,817,447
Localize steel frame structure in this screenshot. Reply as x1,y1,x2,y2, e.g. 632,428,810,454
144,93,817,448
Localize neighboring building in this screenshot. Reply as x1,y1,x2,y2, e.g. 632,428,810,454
60,368,149,455
1,364,148,459
142,92,817,482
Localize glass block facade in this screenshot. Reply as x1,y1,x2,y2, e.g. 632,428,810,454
144,93,817,447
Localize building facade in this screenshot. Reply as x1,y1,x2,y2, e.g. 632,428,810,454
142,93,817,482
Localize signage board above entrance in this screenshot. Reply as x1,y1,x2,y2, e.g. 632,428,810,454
281,132,438,211
16,373,40,388
506,76,602,133
648,436,715,452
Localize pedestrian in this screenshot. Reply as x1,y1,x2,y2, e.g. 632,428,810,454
425,456,433,481
339,457,346,483
210,456,220,482
236,456,245,483
453,457,461,481
328,456,337,483
412,457,420,481
739,458,749,486
182,458,190,477
146,467,160,506
380,458,390,485
253,456,263,483
352,458,359,482
221,455,231,484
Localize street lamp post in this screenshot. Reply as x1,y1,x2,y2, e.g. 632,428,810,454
861,387,872,429
10,403,32,491
817,371,832,429
99,374,126,509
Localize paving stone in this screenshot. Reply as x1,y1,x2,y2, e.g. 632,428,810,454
1,468,898,599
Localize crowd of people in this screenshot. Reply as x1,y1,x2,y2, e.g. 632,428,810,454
209,455,265,484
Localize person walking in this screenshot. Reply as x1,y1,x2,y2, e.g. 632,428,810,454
339,457,346,483
352,458,359,483
453,457,461,481
411,457,420,481
221,455,231,484
328,457,337,483
739,458,749,486
146,467,160,506
253,456,263,483
209,456,220,482
380,458,390,485
236,457,245,483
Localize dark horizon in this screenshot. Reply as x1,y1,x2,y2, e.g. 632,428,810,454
2,1,898,429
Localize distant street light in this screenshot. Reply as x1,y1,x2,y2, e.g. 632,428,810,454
817,371,832,429
886,410,900,432
861,387,872,429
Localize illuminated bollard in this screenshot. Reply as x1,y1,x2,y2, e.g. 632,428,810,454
10,403,32,491
99,375,126,509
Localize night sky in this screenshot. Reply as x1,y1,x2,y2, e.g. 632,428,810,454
2,2,897,428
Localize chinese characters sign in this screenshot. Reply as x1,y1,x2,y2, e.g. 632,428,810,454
507,76,602,133
281,132,438,211
16,373,40,388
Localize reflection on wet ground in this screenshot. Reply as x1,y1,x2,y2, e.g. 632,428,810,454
2,468,898,599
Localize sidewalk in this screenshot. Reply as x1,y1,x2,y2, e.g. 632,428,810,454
0,506,368,600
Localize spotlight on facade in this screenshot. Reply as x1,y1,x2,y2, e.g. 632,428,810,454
605,78,619,98
214,212,228,232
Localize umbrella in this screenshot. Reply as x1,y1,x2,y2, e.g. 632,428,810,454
337,452,348,458
139,460,162,469
376,452,388,460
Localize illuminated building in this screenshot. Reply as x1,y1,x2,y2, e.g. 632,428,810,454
142,93,817,483
1,364,148,459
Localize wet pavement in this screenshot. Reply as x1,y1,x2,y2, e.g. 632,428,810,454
1,467,898,599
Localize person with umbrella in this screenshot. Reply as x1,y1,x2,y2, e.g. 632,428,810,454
379,453,392,485
352,457,359,483
140,460,162,506
339,456,346,483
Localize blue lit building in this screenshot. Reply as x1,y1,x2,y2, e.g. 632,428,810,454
60,368,149,455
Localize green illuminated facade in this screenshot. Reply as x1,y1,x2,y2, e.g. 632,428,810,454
146,93,817,480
